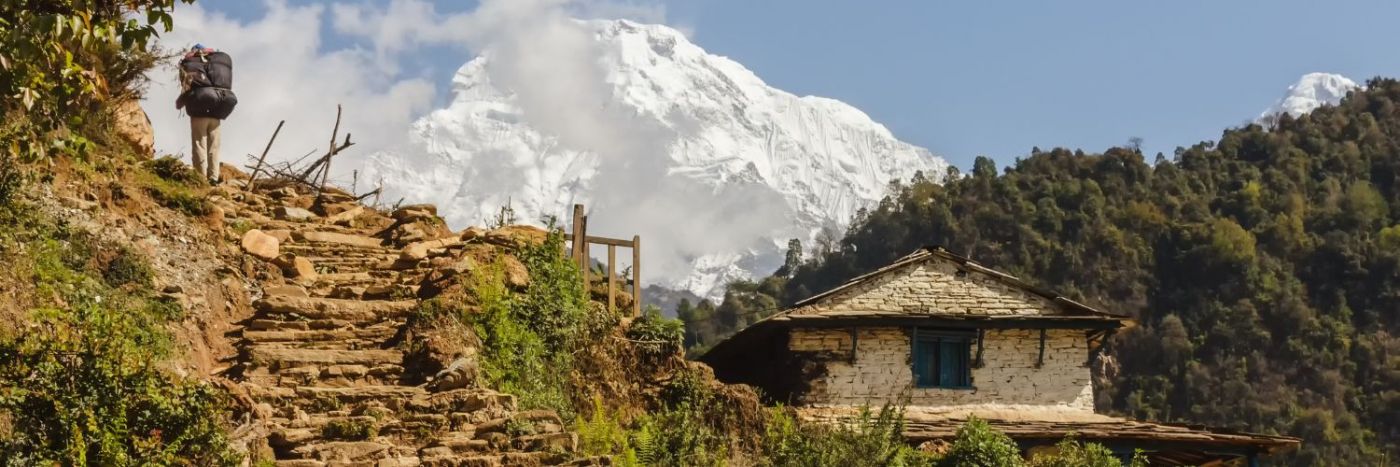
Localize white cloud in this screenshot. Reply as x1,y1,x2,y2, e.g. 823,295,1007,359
146,0,668,187
145,0,436,186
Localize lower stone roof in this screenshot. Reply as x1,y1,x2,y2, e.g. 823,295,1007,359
798,407,1300,466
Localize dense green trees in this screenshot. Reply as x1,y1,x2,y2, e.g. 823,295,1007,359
698,80,1400,464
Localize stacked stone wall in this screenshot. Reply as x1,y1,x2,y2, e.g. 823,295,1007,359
789,327,1094,411
815,261,1056,315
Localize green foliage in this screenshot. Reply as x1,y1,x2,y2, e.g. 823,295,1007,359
2,0,191,163
134,158,210,216
1026,438,1146,467
626,306,683,360
574,383,732,467
0,204,236,466
936,417,1023,467
576,397,641,465
321,419,377,441
762,405,932,467
147,156,203,186
102,247,155,288
467,230,592,419
702,79,1400,464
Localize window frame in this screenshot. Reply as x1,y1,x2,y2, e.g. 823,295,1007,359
910,328,976,389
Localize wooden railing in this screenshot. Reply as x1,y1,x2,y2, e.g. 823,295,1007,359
564,204,641,317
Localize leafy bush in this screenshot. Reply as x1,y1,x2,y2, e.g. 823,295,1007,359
102,247,155,288
1,1,190,164
1026,437,1146,467
763,405,932,467
576,397,642,465
322,419,377,441
147,156,203,186
0,205,236,465
626,307,683,361
935,417,1023,467
467,231,591,418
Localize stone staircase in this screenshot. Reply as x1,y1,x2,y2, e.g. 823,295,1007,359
219,183,595,467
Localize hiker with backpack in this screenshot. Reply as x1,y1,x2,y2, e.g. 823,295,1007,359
175,44,237,184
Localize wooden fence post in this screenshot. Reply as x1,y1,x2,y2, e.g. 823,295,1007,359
579,215,589,286
607,245,617,313
632,235,641,317
570,204,585,264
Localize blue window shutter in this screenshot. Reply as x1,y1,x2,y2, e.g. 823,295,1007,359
913,334,933,387
938,341,961,387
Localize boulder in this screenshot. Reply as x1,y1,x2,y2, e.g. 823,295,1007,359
401,237,462,261
264,284,309,297
459,226,487,241
268,186,299,199
274,254,317,279
274,206,316,221
112,99,154,157
392,204,437,221
240,229,280,260
484,225,549,249
325,205,364,226
503,255,529,288
262,229,293,242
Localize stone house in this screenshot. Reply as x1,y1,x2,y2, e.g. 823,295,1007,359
702,247,1299,465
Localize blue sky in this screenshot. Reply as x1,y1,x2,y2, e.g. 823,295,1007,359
193,0,1400,169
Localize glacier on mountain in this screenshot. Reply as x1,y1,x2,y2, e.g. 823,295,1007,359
1258,72,1360,122
361,19,947,300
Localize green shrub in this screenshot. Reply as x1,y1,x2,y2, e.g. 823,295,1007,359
102,247,155,288
146,156,203,186
935,417,1023,467
762,405,932,467
466,231,590,418
576,397,641,465
626,307,683,361
0,206,237,465
1026,437,1146,467
629,402,729,467
322,419,377,441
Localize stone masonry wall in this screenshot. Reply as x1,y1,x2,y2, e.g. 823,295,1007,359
809,260,1057,316
789,327,1094,411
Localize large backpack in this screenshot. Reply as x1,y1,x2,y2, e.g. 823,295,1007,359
181,51,238,119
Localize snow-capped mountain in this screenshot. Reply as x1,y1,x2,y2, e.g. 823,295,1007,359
1258,72,1360,121
362,19,946,300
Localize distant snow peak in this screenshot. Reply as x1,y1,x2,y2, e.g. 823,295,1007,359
362,19,946,300
1259,72,1360,121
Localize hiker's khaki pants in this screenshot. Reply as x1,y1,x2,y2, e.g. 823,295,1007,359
191,116,221,182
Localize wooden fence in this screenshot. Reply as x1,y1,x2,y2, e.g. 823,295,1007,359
563,204,641,317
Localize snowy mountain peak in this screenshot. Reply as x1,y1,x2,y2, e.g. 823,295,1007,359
362,19,946,299
1259,72,1360,121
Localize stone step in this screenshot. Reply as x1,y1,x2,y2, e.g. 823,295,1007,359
284,440,409,461
292,385,429,406
255,295,418,323
246,363,404,387
298,255,397,266
293,231,387,249
404,389,518,416
249,347,404,368
247,318,406,333
282,242,397,255
244,326,399,345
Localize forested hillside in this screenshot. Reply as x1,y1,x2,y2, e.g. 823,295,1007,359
688,79,1400,465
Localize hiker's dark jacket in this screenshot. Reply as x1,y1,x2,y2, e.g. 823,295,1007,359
176,50,237,119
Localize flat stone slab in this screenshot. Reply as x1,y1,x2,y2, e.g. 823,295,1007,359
243,327,398,344
255,295,417,322
295,385,426,401
250,347,404,366
295,231,385,249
